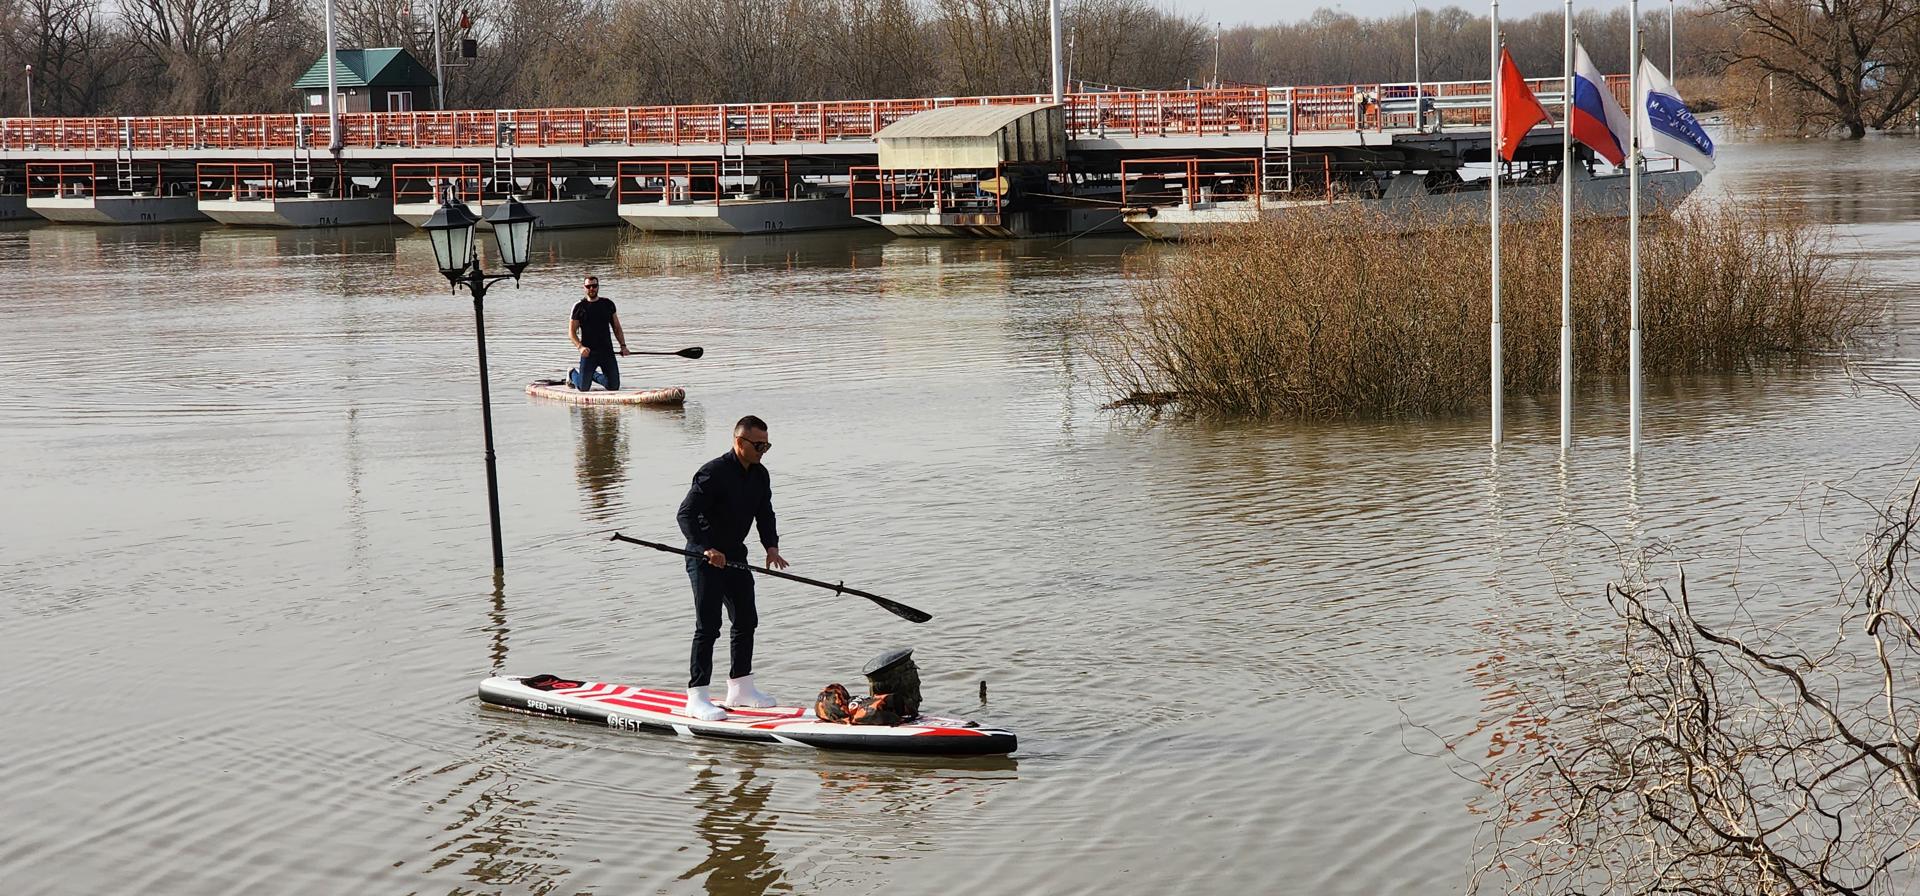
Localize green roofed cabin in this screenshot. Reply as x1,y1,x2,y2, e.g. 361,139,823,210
294,48,439,113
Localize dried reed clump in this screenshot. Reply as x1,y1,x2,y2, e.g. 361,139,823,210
1087,201,1879,419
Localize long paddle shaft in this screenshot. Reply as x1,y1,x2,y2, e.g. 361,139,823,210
609,532,931,624
622,346,703,358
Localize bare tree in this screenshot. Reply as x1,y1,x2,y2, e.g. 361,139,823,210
1476,469,1920,894
1,0,128,115
809,0,935,100
119,0,312,112
1067,0,1206,90
1712,0,1920,137
930,0,1050,97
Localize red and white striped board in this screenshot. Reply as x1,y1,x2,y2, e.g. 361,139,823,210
477,675,1017,756
525,381,686,406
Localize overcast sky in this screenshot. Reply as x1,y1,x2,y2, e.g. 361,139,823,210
1178,0,1588,27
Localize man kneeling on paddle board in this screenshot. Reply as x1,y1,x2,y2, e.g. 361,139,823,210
569,275,628,390
675,415,788,721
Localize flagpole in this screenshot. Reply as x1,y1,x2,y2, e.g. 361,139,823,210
1489,0,1503,449
1629,2,1643,458
1560,2,1574,455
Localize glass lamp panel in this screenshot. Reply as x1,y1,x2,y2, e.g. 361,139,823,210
482,195,538,272
422,200,479,276
493,218,533,269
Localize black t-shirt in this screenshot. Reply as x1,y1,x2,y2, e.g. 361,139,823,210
571,298,617,353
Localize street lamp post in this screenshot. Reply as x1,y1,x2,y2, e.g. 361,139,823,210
421,193,539,571
24,64,32,118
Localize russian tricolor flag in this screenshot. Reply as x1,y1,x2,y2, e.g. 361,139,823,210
1569,42,1630,167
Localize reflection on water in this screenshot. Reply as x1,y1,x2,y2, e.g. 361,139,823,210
421,731,571,894
488,569,510,674
680,764,789,896
574,406,630,522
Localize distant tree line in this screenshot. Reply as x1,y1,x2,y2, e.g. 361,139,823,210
1213,6,1737,89
0,0,1203,116
0,0,1910,137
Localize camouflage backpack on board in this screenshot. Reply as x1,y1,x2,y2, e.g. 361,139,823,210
814,647,922,726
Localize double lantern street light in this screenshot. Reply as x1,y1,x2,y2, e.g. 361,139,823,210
421,191,539,571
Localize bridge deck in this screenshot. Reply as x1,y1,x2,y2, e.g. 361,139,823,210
0,76,1623,162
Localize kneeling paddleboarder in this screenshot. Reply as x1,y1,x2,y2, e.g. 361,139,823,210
675,415,788,720
569,275,628,390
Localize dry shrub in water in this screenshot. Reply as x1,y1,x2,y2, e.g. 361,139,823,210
1088,201,1877,418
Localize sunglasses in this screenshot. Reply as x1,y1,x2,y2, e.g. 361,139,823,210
740,438,772,452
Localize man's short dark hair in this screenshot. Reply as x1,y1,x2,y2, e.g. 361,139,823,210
734,415,768,435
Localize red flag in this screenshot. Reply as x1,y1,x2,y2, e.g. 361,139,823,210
1496,48,1553,161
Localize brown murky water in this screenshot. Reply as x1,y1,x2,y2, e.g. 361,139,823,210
3,136,1918,895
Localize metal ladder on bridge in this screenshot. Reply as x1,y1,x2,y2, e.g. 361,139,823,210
720,142,747,199
1260,144,1294,197
114,121,135,193
1260,88,1296,198
291,145,314,195
492,112,517,197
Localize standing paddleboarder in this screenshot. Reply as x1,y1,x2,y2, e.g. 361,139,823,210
676,415,788,721
569,275,628,391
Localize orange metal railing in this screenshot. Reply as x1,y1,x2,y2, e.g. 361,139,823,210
393,162,485,207
197,162,279,201
616,159,793,204
0,75,1631,155
617,160,721,205
1120,158,1262,208
848,165,1006,223
26,161,98,198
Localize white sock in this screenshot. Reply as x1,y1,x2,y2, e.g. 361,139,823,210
684,686,727,721
725,674,776,708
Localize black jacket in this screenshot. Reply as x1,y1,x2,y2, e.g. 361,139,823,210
676,451,778,562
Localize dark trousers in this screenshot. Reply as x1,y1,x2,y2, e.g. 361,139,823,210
575,350,620,391
687,557,757,688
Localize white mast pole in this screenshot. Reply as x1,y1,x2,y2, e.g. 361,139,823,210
324,0,340,152
1412,3,1422,126
1629,2,1644,457
1049,0,1065,102
433,0,446,110
1560,1,1574,454
1213,21,1222,88
1490,0,1503,448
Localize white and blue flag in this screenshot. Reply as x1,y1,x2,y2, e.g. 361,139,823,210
1636,59,1715,173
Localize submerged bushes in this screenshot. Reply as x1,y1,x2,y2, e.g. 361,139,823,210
1088,203,1878,419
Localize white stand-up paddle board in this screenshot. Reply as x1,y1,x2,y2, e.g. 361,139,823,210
479,674,1016,755
525,380,686,405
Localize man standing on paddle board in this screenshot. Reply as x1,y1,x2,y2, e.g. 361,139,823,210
675,415,788,721
568,275,628,391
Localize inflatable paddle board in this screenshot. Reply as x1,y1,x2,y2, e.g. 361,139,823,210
525,380,685,406
479,674,1016,755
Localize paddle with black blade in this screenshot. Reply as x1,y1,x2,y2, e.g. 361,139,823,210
610,532,931,624
621,347,703,358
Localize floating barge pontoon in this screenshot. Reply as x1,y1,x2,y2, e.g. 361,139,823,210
27,162,206,224
616,159,856,234
197,163,393,228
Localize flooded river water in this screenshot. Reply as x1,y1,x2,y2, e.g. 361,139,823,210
3,137,1918,895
